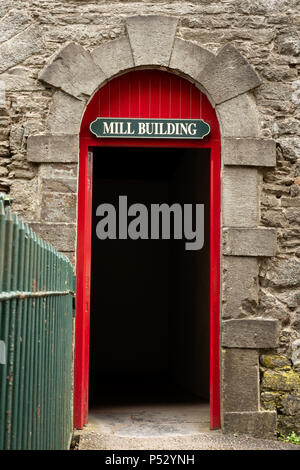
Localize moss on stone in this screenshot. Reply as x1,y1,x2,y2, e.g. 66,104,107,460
260,354,291,370
262,369,300,393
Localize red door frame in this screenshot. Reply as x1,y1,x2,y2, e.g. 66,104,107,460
74,70,221,430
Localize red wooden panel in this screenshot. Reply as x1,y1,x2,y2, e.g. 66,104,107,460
75,70,221,430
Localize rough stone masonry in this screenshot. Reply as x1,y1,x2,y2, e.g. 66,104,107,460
0,0,299,438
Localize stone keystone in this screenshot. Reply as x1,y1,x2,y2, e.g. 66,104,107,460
198,43,262,105
39,42,106,100
126,15,179,67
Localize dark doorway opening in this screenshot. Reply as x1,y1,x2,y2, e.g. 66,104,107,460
89,147,210,411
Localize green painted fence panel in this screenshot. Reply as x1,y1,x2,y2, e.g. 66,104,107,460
0,196,75,450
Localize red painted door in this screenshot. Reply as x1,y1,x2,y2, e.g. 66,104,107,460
75,70,221,430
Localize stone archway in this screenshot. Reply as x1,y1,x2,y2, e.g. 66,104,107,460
26,15,279,438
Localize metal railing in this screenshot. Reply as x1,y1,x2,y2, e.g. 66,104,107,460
0,197,75,450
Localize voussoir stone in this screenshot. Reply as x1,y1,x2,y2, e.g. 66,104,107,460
222,318,279,348
198,43,261,105
126,15,178,67
27,134,79,163
216,93,261,138
222,138,276,167
39,42,106,100
169,38,214,81
92,36,134,79
46,90,86,134
223,227,277,257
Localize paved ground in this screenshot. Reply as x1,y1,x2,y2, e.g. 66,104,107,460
76,402,299,450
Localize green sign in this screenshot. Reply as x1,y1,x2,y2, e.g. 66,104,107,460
89,117,210,139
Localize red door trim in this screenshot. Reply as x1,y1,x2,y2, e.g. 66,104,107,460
74,71,221,430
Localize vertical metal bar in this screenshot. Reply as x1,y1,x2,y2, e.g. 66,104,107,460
11,218,25,449
40,239,46,450
35,236,42,449
0,200,7,450
4,211,19,449
17,222,30,449
28,229,37,449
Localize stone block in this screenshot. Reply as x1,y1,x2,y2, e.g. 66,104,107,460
126,15,178,67
222,167,259,227
262,369,300,392
41,177,77,193
223,348,259,412
46,91,86,134
0,25,43,74
39,42,105,100
198,43,261,105
41,193,77,223
263,258,300,288
169,38,214,81
222,318,279,348
223,411,277,438
27,134,79,163
0,9,31,44
223,227,277,256
222,256,258,319
222,138,276,167
92,36,134,79
216,93,260,138
29,223,76,252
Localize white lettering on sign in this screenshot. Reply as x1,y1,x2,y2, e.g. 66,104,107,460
103,120,200,137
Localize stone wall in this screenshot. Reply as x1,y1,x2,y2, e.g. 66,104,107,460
0,0,299,437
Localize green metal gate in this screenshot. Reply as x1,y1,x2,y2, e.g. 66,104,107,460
0,196,75,450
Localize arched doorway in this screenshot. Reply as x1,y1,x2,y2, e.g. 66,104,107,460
74,69,221,431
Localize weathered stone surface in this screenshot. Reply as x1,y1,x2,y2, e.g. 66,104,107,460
169,38,214,81
0,25,43,74
222,257,258,319
46,91,86,134
29,223,76,252
198,43,261,105
223,227,277,256
222,318,279,348
277,414,300,435
222,167,259,227
92,36,134,79
262,257,300,288
223,349,259,412
27,134,79,163
281,394,300,417
41,177,77,193
262,369,300,392
41,193,77,223
260,354,291,370
223,411,277,439
222,138,276,167
0,9,31,44
216,93,261,138
39,42,105,100
291,339,300,371
126,16,178,67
